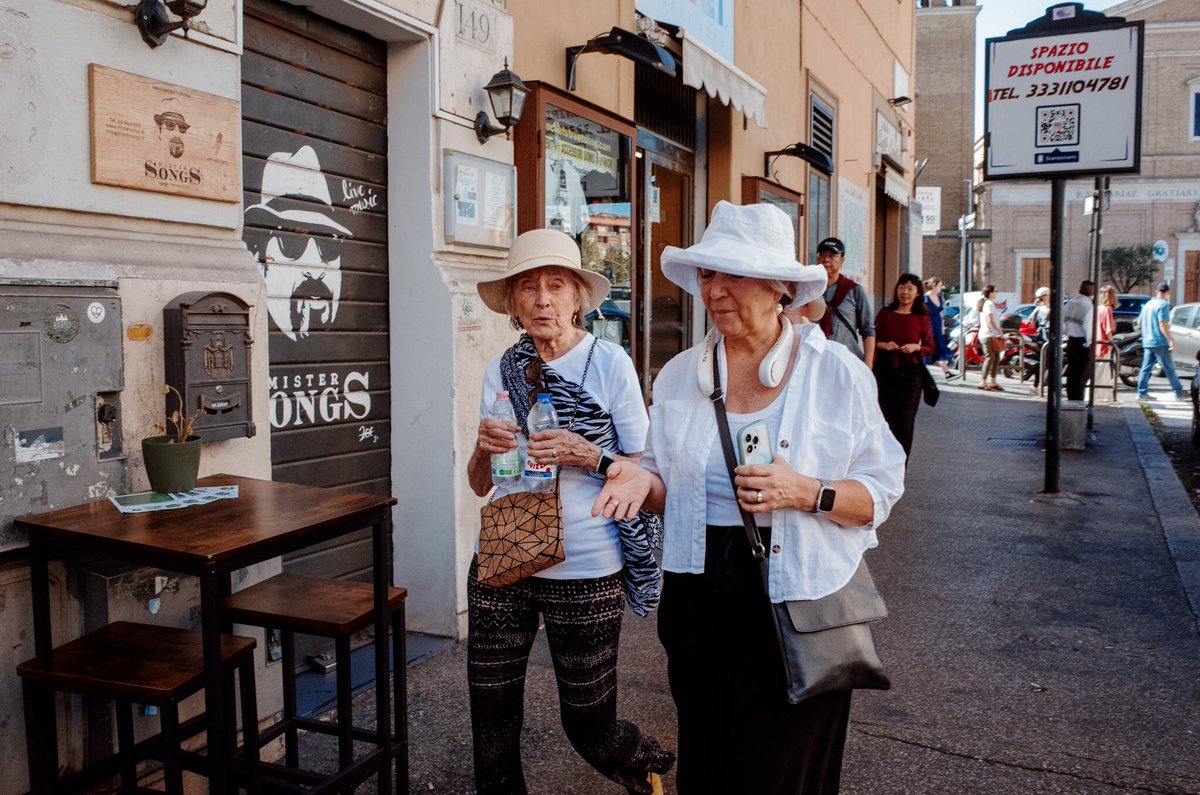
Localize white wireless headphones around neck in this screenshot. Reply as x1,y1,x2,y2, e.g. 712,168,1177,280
697,317,796,396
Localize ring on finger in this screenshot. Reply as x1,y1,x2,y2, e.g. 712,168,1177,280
756,490,764,504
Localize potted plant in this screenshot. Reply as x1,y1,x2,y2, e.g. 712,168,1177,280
141,384,203,493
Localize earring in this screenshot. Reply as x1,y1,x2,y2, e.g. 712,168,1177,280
775,303,783,315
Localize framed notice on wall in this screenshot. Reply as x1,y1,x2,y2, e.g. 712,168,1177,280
443,150,517,248
742,177,804,259
89,64,241,202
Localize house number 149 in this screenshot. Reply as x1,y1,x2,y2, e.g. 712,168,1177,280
457,2,495,50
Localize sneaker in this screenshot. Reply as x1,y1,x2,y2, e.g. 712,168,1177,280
1137,393,1152,401
1175,393,1189,402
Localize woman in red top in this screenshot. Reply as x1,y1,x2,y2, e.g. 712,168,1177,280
874,273,934,458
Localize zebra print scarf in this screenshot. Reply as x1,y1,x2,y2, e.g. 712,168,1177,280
500,334,662,617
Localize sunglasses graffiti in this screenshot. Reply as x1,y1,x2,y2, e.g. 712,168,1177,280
243,146,353,342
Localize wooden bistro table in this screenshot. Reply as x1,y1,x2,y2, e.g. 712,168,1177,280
18,474,400,794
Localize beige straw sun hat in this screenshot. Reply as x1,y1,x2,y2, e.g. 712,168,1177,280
476,228,611,315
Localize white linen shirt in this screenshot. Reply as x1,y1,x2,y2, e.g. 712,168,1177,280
641,323,907,602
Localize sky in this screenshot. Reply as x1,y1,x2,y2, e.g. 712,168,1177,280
973,0,1112,136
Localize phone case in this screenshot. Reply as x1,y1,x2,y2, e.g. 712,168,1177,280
736,419,773,466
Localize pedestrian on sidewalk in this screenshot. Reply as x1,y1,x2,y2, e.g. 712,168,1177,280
1095,284,1118,383
875,273,934,458
977,285,1005,391
469,229,675,795
1137,281,1188,401
1063,280,1095,401
592,202,907,795
816,236,876,369
923,276,954,379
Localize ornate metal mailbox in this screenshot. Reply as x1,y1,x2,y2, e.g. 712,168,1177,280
163,292,255,441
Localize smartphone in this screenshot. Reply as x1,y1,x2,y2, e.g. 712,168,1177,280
736,420,773,466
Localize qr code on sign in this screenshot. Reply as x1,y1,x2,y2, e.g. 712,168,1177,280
1036,104,1080,147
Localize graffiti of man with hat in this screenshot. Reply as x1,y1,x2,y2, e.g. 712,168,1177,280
244,145,352,341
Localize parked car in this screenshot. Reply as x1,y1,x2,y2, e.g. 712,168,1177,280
1115,293,1151,335
1192,352,1200,446
586,299,631,354
1168,302,1200,375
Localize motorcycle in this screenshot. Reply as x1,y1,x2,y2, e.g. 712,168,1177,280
947,321,984,370
1115,329,1145,388
999,319,1041,382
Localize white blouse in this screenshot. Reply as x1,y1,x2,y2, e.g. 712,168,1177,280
642,323,907,602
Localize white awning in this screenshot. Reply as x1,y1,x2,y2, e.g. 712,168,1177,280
882,166,911,206
680,31,768,129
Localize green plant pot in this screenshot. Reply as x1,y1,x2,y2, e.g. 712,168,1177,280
141,435,201,494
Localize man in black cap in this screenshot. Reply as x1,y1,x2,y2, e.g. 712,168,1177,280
816,237,875,368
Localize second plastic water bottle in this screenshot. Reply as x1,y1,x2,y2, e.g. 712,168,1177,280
523,393,559,493
489,391,521,489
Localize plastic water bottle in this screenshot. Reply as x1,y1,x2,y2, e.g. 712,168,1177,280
523,393,559,493
490,391,521,490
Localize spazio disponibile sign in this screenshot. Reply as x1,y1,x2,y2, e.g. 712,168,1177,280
983,4,1143,181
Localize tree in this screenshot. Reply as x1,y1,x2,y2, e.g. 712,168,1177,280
1101,245,1159,293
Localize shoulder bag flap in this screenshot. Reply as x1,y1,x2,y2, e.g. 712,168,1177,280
783,559,888,632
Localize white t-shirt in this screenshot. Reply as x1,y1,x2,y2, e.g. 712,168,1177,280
704,389,787,528
978,300,1001,340
479,334,647,579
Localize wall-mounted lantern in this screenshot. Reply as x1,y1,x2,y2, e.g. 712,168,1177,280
475,60,531,144
135,0,208,49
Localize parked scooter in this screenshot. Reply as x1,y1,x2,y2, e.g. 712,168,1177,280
1115,329,1144,388
999,319,1041,382
947,321,984,370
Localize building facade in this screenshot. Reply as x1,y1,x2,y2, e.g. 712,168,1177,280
915,0,981,289
0,0,914,785
978,0,1200,302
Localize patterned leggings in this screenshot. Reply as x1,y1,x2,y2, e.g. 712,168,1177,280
467,563,673,794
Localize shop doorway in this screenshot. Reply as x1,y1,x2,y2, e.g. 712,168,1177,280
241,0,390,663
638,146,692,399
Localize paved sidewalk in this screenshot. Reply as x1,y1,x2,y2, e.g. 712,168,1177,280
301,367,1200,794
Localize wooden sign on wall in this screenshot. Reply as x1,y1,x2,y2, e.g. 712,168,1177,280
89,64,241,202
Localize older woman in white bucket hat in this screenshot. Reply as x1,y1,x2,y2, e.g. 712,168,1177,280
467,228,674,794
592,201,906,794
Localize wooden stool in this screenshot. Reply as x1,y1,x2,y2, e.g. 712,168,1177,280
221,573,408,793
17,620,260,795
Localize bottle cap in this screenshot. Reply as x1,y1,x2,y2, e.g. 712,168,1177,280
537,393,551,401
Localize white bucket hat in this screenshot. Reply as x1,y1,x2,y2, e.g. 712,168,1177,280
661,201,827,306
477,228,611,315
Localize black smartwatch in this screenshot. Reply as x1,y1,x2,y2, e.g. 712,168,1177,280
813,479,836,514
595,448,615,477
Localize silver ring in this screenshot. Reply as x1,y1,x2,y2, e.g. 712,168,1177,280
552,448,559,459
756,490,764,504
608,498,619,506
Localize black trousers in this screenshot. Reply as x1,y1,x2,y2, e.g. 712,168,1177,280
657,526,852,795
875,369,923,457
1065,336,1090,400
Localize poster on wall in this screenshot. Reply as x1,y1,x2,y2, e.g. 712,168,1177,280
89,64,241,202
443,151,516,248
915,186,941,235
837,178,868,278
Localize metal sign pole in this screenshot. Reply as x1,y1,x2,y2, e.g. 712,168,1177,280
1045,178,1066,493
958,213,968,382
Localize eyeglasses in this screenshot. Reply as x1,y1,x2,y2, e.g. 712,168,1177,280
271,233,344,263
160,119,190,133
524,359,545,405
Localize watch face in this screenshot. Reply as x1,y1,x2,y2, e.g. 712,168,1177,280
817,486,836,513
597,451,614,476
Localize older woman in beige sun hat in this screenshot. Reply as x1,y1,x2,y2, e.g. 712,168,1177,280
467,227,674,794
593,201,906,794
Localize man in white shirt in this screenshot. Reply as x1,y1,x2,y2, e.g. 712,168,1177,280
1062,280,1094,401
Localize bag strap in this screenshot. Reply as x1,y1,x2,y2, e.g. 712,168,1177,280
831,306,860,343
709,350,767,561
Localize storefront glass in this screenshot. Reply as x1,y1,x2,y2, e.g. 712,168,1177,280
544,104,634,323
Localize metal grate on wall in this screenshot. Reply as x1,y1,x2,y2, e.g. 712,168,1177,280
635,60,696,151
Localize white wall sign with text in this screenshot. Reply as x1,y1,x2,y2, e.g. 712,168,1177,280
915,186,942,235
984,17,1143,180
